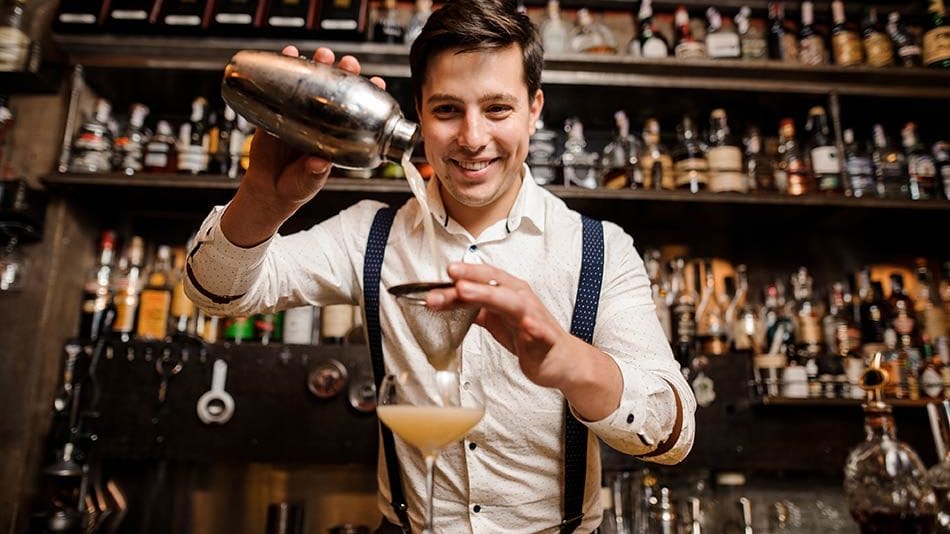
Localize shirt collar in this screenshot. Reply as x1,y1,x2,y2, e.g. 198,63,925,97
411,163,546,235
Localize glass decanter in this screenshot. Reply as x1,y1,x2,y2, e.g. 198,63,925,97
927,400,950,532
844,352,938,533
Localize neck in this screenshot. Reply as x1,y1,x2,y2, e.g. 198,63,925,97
439,171,524,238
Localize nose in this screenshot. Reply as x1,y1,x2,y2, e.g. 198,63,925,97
457,110,489,151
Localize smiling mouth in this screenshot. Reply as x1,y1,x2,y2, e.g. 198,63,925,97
452,159,497,172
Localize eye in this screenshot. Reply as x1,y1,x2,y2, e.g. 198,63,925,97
432,105,458,117
486,104,514,117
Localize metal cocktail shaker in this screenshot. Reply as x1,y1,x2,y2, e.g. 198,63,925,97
221,50,420,170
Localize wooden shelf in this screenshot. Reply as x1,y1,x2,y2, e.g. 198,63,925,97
759,396,938,408
50,34,950,98
42,172,950,212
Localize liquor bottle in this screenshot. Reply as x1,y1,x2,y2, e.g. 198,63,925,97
670,258,697,370
372,0,404,44
68,98,114,174
211,105,235,176
763,281,797,360
209,0,264,35
858,274,889,354
915,263,947,352
924,0,950,68
842,128,875,198
639,0,669,58
736,6,768,60
902,122,938,200
871,124,909,199
767,2,798,61
862,7,895,68
113,236,145,343
798,1,827,66
254,313,282,345
934,140,950,200
889,272,920,350
706,109,745,193
169,247,195,335
673,6,706,59
696,259,728,356
792,267,824,361
114,103,150,176
155,0,212,33
775,119,810,196
79,230,117,341
844,353,938,531
196,309,220,343
805,106,842,194
144,120,178,173
0,4,32,75
644,250,672,342
321,304,353,345
316,0,368,41
137,244,173,340
283,306,316,345
825,282,862,359
886,12,923,67
224,316,254,344
641,117,673,190
732,266,762,352
830,0,863,67
405,0,431,45
263,0,317,34
919,346,944,399
672,115,709,193
560,117,599,189
103,0,158,34
53,0,107,32
600,110,644,189
177,97,210,175
626,8,641,57
540,0,568,55
705,7,741,59
941,261,950,327
528,118,558,186
570,8,618,54
743,125,774,192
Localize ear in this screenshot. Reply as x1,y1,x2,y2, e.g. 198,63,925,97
528,89,544,136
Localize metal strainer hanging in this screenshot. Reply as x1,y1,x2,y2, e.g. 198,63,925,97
388,282,479,372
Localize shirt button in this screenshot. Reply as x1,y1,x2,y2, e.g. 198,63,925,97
462,381,471,391
473,505,481,513
468,442,477,451
468,244,477,252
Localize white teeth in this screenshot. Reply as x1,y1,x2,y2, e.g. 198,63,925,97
456,160,491,171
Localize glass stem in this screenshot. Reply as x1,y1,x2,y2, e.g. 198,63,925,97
422,452,438,534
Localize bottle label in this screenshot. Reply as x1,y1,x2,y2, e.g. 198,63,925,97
799,36,826,65
799,316,822,345
923,367,943,398
642,38,668,58
781,34,799,62
706,33,741,58
114,294,138,333
864,33,895,66
283,307,315,344
170,282,195,318
811,146,839,174
225,316,254,340
137,289,171,339
321,304,353,339
740,36,768,59
674,158,709,188
893,314,916,336
923,26,950,65
832,32,863,66
909,155,937,179
675,41,707,59
673,304,696,343
707,146,745,192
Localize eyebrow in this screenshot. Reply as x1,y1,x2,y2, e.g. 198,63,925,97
426,93,520,105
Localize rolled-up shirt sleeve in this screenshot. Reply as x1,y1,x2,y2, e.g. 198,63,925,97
576,223,696,465
183,199,387,317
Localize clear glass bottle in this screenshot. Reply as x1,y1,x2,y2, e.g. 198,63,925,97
405,0,431,45
843,128,876,198
792,267,824,390
915,262,946,354
889,272,920,351
113,235,145,343
902,122,938,200
736,6,768,60
540,0,568,55
601,110,643,189
798,1,827,65
671,258,698,371
872,124,909,199
831,0,864,67
373,0,405,44
845,353,938,532
528,117,558,186
645,249,672,343
0,0,31,72
69,98,114,174
560,117,598,189
805,106,843,195
887,11,923,67
639,0,669,58
136,244,173,341
696,259,728,356
743,125,774,192
767,1,799,62
641,117,673,190
79,230,117,341
177,96,210,175
570,8,618,54
625,7,641,57
775,118,811,196
144,120,178,173
672,115,709,193
706,109,746,193
705,7,741,59
114,103,150,176
862,7,895,67
674,6,706,59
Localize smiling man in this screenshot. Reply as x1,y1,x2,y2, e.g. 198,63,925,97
184,1,695,532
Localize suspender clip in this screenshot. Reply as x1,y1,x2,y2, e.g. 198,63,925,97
559,513,584,533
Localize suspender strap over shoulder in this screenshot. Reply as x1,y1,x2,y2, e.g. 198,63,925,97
561,215,604,534
363,206,410,531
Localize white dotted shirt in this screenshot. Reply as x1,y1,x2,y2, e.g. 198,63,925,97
184,165,696,533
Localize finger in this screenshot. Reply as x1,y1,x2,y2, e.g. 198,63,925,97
312,47,335,65
369,76,387,91
475,310,518,354
447,262,520,288
281,45,300,57
304,156,331,175
337,55,361,75
455,278,526,320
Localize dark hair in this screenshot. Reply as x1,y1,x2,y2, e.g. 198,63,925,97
409,0,544,107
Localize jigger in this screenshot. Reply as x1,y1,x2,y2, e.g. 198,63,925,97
389,282,479,372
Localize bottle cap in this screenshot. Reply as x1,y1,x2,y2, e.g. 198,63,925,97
383,117,421,163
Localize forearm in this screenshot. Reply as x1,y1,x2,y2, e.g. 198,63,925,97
221,174,303,248
556,337,624,422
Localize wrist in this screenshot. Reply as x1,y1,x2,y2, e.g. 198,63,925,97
221,183,296,248
554,337,623,421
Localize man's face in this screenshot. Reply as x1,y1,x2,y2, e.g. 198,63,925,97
418,44,543,211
